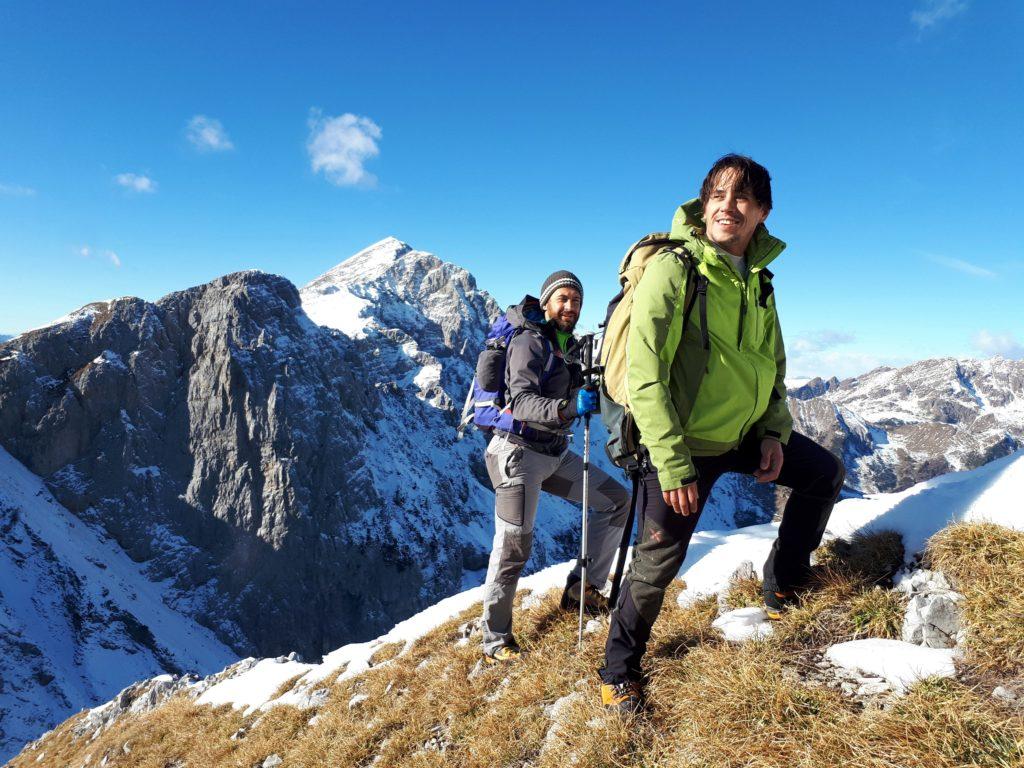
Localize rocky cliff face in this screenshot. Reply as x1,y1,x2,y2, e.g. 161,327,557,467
789,357,1024,493
0,272,387,662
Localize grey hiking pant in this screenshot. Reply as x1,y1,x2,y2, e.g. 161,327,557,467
481,434,631,655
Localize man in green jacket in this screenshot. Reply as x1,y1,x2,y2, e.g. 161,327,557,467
599,154,846,713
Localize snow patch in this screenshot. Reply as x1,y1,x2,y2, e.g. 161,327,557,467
825,639,959,692
712,607,774,642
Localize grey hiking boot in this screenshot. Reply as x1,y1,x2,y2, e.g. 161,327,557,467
560,575,610,615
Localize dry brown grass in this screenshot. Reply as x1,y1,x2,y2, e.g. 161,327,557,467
720,573,764,610
269,671,305,701
816,529,906,585
369,639,407,666
10,523,1024,768
928,522,1024,675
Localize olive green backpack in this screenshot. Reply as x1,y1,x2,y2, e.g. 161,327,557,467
598,233,709,471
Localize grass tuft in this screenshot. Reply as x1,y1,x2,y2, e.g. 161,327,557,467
816,529,906,586
928,522,1024,675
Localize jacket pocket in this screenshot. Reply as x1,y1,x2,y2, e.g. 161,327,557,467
503,445,525,481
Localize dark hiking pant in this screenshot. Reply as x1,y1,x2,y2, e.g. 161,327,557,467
600,430,845,684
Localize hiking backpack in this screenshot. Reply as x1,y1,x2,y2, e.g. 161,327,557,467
456,300,557,439
598,233,710,470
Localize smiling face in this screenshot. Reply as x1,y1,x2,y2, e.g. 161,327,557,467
543,287,582,332
702,167,769,258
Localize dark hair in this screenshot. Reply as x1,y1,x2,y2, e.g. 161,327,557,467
699,154,773,212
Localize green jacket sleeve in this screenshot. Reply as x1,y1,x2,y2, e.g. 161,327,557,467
627,252,697,488
753,305,794,444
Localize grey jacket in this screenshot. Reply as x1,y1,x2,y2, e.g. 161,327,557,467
499,297,583,455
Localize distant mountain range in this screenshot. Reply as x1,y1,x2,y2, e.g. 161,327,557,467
789,359,1023,493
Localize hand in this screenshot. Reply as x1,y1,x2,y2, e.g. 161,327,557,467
754,438,783,483
575,386,599,417
662,482,699,516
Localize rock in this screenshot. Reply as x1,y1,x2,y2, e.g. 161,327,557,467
262,755,283,768
539,693,585,759
857,680,891,697
716,560,758,613
70,674,195,741
348,693,369,709
897,569,963,648
467,660,486,681
993,686,1018,702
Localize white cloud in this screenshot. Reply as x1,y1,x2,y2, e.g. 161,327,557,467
788,348,908,381
972,330,1024,359
927,253,995,278
786,330,909,379
114,173,157,194
789,330,856,355
186,115,234,152
911,0,968,30
307,110,382,187
0,182,36,196
77,244,121,268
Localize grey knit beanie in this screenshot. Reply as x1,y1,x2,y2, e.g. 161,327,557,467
539,270,584,307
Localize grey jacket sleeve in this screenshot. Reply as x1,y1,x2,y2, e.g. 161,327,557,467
506,333,573,428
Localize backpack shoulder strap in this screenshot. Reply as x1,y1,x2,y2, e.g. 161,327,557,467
509,327,558,382
667,246,710,352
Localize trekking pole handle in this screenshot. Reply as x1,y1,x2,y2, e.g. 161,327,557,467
581,333,595,386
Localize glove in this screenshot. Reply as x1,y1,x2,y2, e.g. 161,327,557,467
575,386,599,417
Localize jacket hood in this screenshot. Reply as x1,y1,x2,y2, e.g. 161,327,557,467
505,295,549,334
670,198,786,270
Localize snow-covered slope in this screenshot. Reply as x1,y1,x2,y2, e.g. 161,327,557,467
791,357,1024,494
41,449,1021,743
0,446,237,762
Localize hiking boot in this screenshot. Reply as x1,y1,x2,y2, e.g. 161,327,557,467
763,589,800,620
600,680,644,715
560,575,610,615
484,645,521,664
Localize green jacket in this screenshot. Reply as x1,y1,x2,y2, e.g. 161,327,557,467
627,199,793,488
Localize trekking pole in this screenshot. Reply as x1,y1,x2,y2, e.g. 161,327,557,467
577,333,595,650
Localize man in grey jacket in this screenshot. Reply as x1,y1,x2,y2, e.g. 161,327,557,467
481,270,631,663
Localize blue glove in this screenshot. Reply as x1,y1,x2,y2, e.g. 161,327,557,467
575,386,599,417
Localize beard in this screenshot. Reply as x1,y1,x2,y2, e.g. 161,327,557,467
551,315,577,333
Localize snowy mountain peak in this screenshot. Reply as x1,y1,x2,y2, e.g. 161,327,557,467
303,236,416,293
299,238,498,355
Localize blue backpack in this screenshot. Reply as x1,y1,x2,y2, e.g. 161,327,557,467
456,302,556,439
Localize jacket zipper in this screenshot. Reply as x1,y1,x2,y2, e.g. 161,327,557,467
737,288,747,350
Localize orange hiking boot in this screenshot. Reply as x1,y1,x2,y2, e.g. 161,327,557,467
764,589,800,620
484,645,521,664
600,680,644,715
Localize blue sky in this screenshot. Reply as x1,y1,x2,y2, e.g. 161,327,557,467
1,1,1021,378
